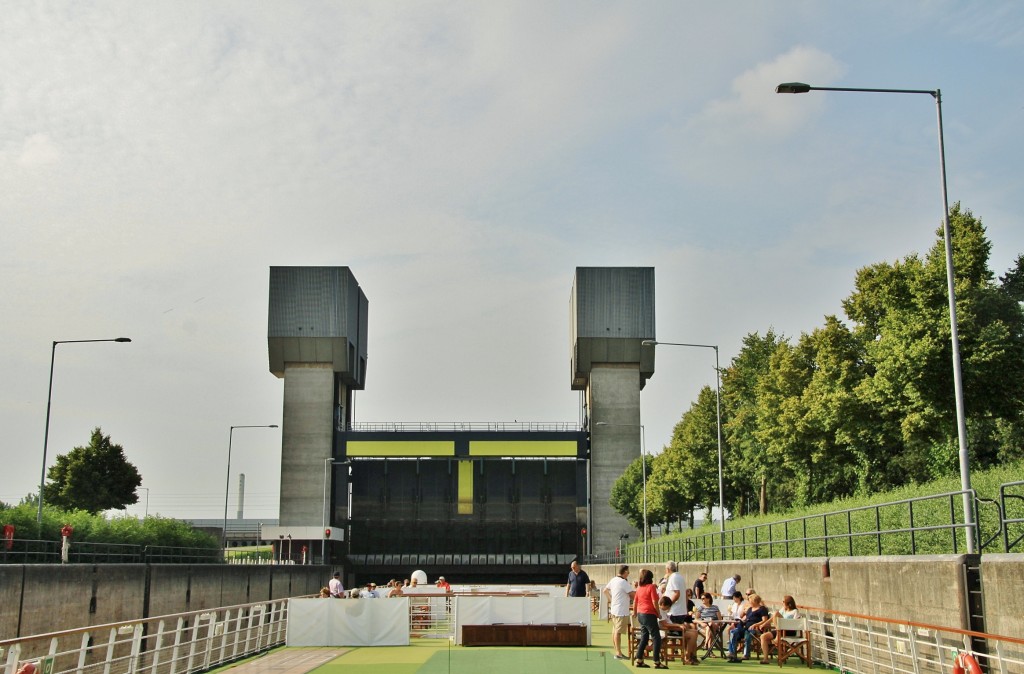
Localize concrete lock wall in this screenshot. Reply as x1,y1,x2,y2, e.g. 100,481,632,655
1,564,330,641
586,554,1024,639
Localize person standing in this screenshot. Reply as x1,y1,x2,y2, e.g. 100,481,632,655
602,564,635,661
721,573,740,599
565,560,591,597
693,571,707,599
633,568,665,669
328,571,344,598
662,561,688,624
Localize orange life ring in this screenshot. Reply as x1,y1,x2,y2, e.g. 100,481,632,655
953,652,982,674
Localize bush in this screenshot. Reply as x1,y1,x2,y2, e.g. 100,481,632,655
0,502,218,549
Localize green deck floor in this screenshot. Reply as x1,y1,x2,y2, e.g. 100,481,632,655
225,617,821,674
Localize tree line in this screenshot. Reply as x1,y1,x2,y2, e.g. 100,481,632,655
612,204,1024,531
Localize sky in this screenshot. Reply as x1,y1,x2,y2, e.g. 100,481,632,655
2,1,1023,521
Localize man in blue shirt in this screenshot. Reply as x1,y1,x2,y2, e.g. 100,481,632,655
565,560,591,597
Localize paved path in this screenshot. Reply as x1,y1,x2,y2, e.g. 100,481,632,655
221,648,346,674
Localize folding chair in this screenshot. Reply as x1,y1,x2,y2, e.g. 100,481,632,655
628,624,656,663
775,617,811,667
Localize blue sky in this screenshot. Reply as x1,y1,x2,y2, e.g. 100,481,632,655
2,2,1023,519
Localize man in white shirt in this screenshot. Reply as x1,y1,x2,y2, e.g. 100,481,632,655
602,564,635,660
663,561,689,624
720,574,740,599
328,572,344,598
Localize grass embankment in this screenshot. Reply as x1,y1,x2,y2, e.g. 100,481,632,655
643,460,1024,558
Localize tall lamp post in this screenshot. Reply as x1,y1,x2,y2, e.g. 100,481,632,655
223,424,278,549
138,487,150,518
38,337,132,528
643,340,724,544
775,82,974,553
595,421,647,561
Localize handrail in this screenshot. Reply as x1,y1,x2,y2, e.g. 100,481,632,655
1000,479,1024,552
793,603,1024,647
616,489,984,562
0,597,290,674
793,602,1024,673
0,540,224,565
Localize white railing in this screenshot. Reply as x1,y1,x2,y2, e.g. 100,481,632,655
406,594,452,639
0,599,289,674
801,605,1024,674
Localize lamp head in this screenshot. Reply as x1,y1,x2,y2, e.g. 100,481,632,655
776,82,812,94
115,337,132,342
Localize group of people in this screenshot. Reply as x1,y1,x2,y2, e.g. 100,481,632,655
599,564,801,667
320,572,452,599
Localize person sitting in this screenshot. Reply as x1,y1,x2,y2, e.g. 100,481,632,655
728,593,769,662
695,592,723,653
318,586,331,598
722,591,744,649
657,595,698,665
759,595,802,664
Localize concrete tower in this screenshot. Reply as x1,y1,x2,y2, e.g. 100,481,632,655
268,267,368,528
570,267,655,556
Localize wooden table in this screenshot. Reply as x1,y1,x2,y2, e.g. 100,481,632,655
461,624,587,647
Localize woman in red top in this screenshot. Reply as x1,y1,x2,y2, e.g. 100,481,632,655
632,568,665,669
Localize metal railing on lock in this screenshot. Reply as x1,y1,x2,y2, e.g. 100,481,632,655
800,604,1024,674
0,598,289,674
624,489,1009,564
999,479,1024,553
0,541,224,565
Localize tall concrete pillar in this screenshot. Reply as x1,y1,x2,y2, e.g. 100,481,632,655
570,267,655,556
279,363,334,525
268,267,368,529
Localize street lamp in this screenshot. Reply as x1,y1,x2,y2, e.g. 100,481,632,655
595,421,648,561
223,425,278,549
775,82,974,552
138,487,150,518
643,340,725,542
38,337,132,528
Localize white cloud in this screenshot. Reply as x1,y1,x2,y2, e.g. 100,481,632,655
688,45,846,144
18,133,61,166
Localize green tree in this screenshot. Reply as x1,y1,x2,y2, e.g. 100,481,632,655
845,204,1024,483
43,428,142,514
1000,254,1024,303
651,386,721,528
755,317,869,506
721,330,785,516
609,456,649,533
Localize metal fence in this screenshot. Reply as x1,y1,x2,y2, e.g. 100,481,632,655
0,598,289,674
0,541,223,565
597,482,1023,564
802,605,1024,674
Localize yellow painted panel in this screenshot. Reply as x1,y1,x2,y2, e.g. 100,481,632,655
457,461,473,515
346,440,454,457
469,440,578,457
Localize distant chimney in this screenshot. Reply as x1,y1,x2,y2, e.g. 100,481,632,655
237,473,245,520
